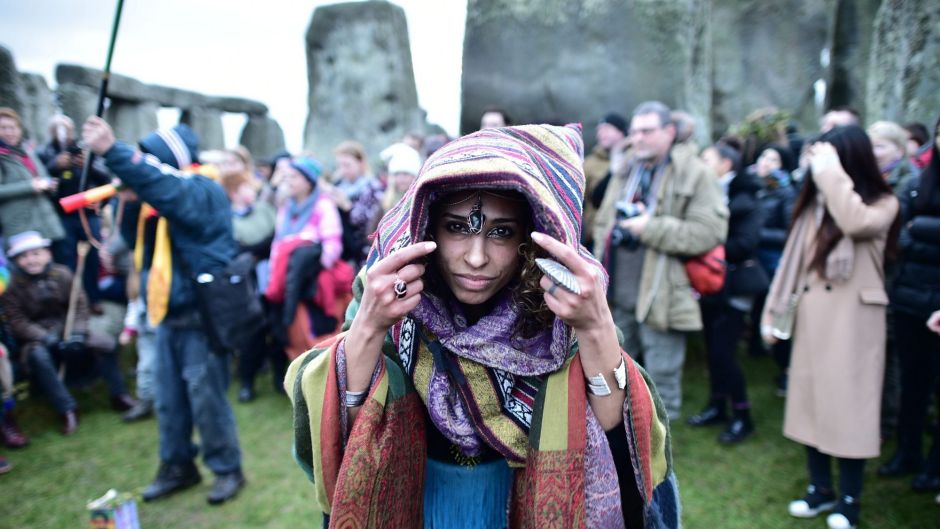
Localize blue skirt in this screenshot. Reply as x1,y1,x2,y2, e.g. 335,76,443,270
423,457,513,529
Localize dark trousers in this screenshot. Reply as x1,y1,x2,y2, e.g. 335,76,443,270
237,324,286,393
806,445,866,498
26,342,127,414
701,301,749,407
155,323,241,474
894,311,940,471
51,213,101,304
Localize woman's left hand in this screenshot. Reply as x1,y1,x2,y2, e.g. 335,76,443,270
530,231,615,335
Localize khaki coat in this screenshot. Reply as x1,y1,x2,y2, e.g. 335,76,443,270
594,142,728,332
766,165,899,459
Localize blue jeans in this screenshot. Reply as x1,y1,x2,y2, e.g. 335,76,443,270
154,324,241,475
26,344,77,414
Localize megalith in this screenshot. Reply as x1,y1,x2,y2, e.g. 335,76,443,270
866,0,940,125
239,115,286,160
303,1,426,162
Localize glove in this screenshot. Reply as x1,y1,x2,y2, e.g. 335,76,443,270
58,333,87,356
41,333,61,350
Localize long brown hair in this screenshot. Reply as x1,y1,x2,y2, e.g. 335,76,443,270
790,125,900,276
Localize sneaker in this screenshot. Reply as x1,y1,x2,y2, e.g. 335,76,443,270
826,495,859,529
207,470,245,504
0,456,11,474
142,461,202,502
122,400,154,423
788,485,837,518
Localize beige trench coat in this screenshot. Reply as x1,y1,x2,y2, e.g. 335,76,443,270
764,165,898,459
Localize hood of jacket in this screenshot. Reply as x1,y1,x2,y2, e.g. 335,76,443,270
138,124,199,169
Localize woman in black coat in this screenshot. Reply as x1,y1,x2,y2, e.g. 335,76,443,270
689,142,766,443
879,116,940,492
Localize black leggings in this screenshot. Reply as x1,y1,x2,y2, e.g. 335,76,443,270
806,446,865,498
701,301,749,407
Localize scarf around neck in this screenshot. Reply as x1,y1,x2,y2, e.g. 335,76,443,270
277,190,321,239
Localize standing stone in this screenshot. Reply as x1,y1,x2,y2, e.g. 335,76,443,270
18,73,55,145
825,0,881,118
57,84,99,128
708,0,832,136
0,46,24,116
866,0,940,125
239,115,286,160
461,0,699,147
107,100,159,143
303,1,425,162
180,107,225,151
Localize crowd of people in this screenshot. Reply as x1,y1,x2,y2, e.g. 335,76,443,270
0,98,937,528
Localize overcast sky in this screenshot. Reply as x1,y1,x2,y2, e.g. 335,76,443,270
2,0,467,153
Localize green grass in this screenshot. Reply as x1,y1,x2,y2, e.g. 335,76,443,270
3,343,934,528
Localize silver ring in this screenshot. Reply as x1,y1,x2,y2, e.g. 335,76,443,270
394,277,408,299
547,282,559,297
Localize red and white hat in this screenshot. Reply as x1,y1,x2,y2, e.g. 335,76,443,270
6,231,51,258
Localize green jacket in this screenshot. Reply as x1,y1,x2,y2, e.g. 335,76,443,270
594,142,728,332
0,148,65,241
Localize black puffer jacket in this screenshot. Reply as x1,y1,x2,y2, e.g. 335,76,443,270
704,170,764,304
756,170,797,256
891,174,940,318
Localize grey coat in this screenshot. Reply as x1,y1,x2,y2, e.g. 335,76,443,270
0,148,65,241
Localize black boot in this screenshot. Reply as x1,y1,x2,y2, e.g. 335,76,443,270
207,469,245,504
687,400,727,427
877,451,922,477
142,461,202,502
719,409,754,444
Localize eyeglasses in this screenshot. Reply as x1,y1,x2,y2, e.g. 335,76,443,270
629,126,662,136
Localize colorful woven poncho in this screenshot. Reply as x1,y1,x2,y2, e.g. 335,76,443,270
286,124,680,528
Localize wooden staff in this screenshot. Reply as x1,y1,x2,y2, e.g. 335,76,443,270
59,241,91,381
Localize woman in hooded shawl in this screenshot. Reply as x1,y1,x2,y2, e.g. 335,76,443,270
286,124,680,529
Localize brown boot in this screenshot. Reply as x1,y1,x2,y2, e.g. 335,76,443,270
62,410,79,436
1,413,29,448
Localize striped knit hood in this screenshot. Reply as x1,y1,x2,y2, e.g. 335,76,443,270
138,124,199,170
369,123,597,265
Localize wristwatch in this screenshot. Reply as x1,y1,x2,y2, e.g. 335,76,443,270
586,356,627,397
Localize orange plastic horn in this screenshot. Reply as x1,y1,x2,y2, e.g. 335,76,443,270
58,184,118,214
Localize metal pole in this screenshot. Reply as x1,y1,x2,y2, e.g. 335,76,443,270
78,0,126,192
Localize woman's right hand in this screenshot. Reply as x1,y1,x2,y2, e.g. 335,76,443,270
344,240,436,393
355,241,435,334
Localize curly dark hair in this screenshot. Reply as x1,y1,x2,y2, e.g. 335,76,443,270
423,191,556,342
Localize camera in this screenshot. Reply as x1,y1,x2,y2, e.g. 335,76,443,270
610,199,643,251
67,144,83,156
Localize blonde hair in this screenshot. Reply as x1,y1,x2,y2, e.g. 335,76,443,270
0,107,22,127
333,140,371,174
867,121,908,153
220,169,255,196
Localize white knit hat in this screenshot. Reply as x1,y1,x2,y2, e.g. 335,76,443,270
383,143,423,176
